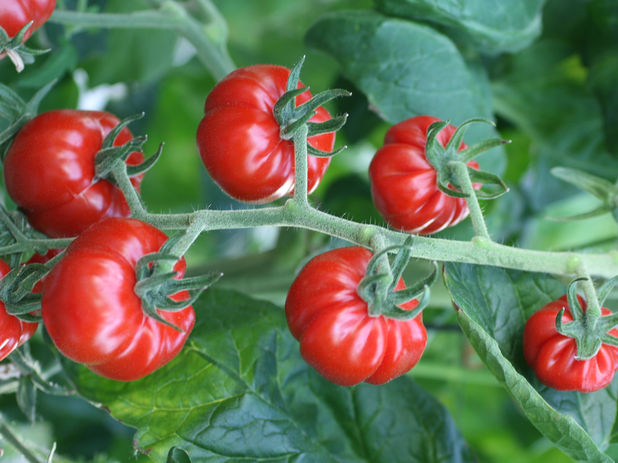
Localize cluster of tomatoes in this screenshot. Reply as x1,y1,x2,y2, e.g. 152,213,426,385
1,0,616,393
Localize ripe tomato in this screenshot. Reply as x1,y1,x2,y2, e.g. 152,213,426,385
0,259,38,361
369,115,479,235
523,295,618,392
4,110,145,238
0,0,56,42
196,64,334,203
42,218,195,381
285,246,427,386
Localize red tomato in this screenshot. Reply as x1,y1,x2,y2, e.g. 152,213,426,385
0,259,38,361
196,65,334,203
369,115,480,235
42,218,195,381
285,246,427,386
4,110,145,238
523,295,618,392
0,0,56,42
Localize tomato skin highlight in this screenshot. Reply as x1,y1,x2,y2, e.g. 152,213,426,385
41,218,195,381
0,0,56,42
196,64,334,203
0,260,38,361
523,295,618,392
285,247,427,386
4,110,145,238
369,115,479,235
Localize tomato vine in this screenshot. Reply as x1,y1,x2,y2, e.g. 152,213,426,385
1,1,618,462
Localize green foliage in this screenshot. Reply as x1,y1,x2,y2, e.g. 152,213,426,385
1,0,617,462
444,263,618,461
305,10,505,172
64,289,474,463
374,0,546,54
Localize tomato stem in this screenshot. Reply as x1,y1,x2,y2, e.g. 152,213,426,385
50,3,235,81
0,414,47,463
292,124,310,206
110,161,148,219
449,161,490,239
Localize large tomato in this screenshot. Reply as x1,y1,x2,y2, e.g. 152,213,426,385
369,115,479,235
4,110,145,238
285,246,427,386
0,0,56,41
0,259,38,361
196,65,334,203
523,295,618,392
42,218,195,381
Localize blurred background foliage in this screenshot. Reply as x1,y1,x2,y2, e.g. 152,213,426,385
0,0,616,461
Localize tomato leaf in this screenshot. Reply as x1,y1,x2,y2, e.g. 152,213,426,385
305,11,505,173
444,263,618,460
375,0,546,54
62,288,475,463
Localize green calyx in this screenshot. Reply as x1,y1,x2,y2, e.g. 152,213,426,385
425,118,509,200
94,113,163,181
555,276,618,360
133,235,222,331
273,56,350,157
0,264,48,321
550,167,618,223
0,23,50,73
357,237,437,321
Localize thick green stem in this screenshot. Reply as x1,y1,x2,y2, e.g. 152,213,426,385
577,266,602,320
0,415,45,463
110,162,148,219
0,238,72,256
292,124,309,206
50,3,234,81
449,161,490,239
121,204,618,278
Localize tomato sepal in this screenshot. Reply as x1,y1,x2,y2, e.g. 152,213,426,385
424,118,508,199
0,264,49,318
272,57,350,154
133,243,222,331
553,278,618,360
358,238,437,321
466,167,509,200
0,22,50,72
306,113,349,138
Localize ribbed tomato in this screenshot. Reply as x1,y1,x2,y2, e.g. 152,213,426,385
285,246,427,386
196,64,334,203
369,115,479,235
4,110,145,237
42,218,195,381
523,295,618,392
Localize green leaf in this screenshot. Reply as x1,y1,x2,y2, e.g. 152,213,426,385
444,263,618,460
457,310,614,463
63,289,474,463
305,11,504,172
492,40,618,210
167,447,191,463
375,0,546,54
588,53,618,157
